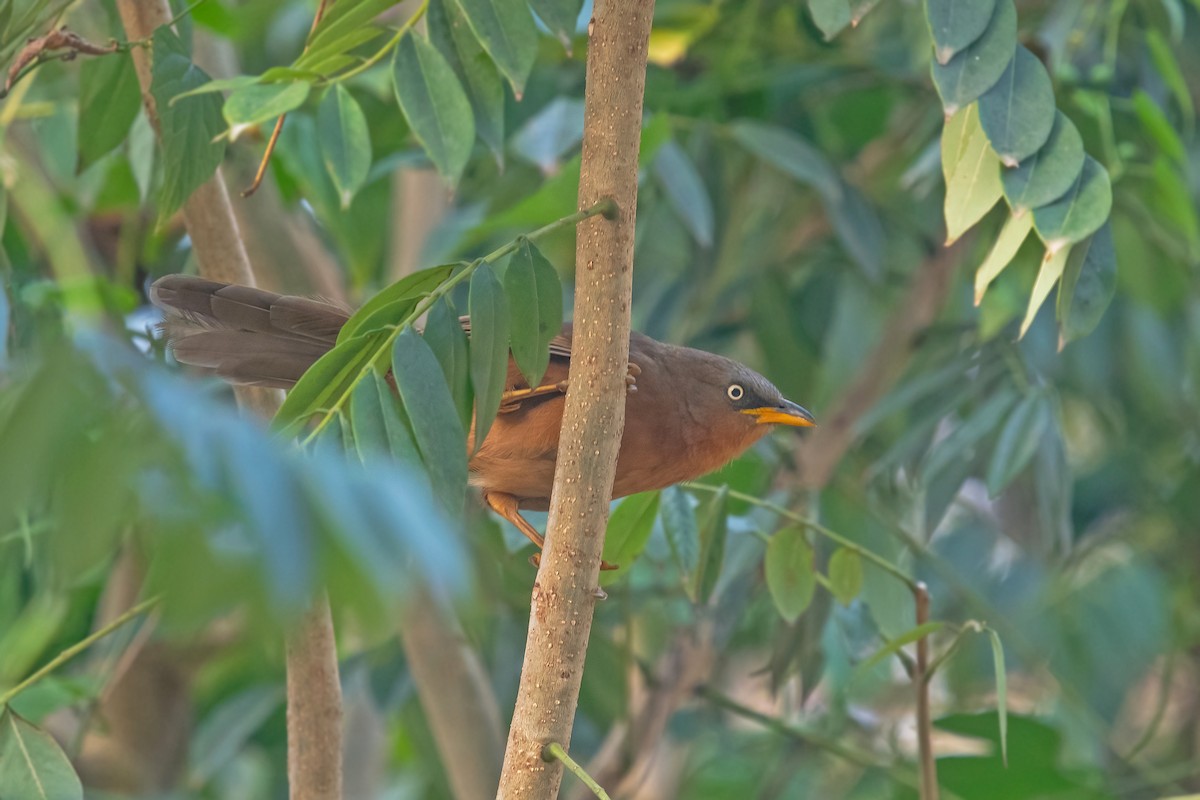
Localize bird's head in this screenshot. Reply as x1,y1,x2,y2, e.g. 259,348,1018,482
720,364,816,429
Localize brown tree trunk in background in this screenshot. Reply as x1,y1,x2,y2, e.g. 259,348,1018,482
496,2,656,797
114,3,343,798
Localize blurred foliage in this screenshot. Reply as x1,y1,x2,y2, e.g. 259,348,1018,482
0,0,1198,797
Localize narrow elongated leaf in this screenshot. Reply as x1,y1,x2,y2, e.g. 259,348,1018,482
350,370,421,465
468,265,509,451
423,298,473,430
448,0,537,96
941,104,1003,243
654,140,714,247
0,708,83,800
925,0,996,64
766,526,816,623
392,327,468,514
306,0,399,55
529,0,583,49
1057,222,1116,345
150,27,227,220
189,686,284,785
504,239,563,388
1031,157,1112,254
922,388,1018,482
692,486,728,604
828,547,863,606
274,329,389,437
391,32,475,184
986,393,1050,495
730,121,840,199
77,53,140,171
1020,246,1071,337
318,85,372,208
807,0,852,40
931,0,1016,113
427,0,505,159
224,81,310,128
660,485,699,580
988,629,1009,766
974,211,1033,304
600,491,661,584
859,621,946,671
977,46,1056,166
1001,111,1085,213
339,264,455,343
296,27,386,73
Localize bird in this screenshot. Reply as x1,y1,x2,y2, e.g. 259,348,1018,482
150,274,816,562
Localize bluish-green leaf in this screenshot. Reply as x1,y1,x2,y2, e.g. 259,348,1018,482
730,121,840,199
77,52,141,172
1057,221,1116,345
392,327,468,514
305,0,398,57
468,265,509,452
986,393,1050,496
600,491,661,584
765,526,816,623
660,485,699,581
391,32,475,184
921,388,1018,482
859,621,946,671
0,708,83,800
925,0,996,64
150,27,227,220
189,685,284,785
988,629,1009,766
1132,90,1186,166
654,140,714,248
1031,156,1112,252
1001,111,1085,213
693,486,728,604
223,81,310,128
423,297,473,430
318,85,372,208
338,264,455,343
828,547,863,606
977,46,1056,165
529,0,583,50
427,0,505,160
448,0,537,96
930,0,1016,113
807,0,851,40
504,239,563,388
350,370,422,466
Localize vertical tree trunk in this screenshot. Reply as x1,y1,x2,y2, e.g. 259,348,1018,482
496,2,656,797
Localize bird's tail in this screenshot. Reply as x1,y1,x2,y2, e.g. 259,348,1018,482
150,275,351,388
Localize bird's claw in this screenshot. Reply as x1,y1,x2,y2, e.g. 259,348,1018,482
626,362,640,394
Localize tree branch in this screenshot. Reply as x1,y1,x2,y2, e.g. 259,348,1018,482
496,1,656,796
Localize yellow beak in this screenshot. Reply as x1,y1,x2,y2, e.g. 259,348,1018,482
741,400,816,427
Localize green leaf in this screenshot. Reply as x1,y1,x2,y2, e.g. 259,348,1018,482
654,140,714,248
827,547,863,606
765,526,816,623
504,239,563,388
730,121,840,199
423,297,473,430
468,265,509,452
986,393,1050,495
931,0,1016,113
941,104,1003,244
318,85,372,208
977,46,1056,166
988,629,1009,766
296,27,386,73
305,0,397,57
350,370,422,466
1031,157,1113,254
223,81,310,128
692,486,728,604
807,0,851,40
274,331,388,438
1057,221,1116,345
600,491,661,584
427,0,506,160
528,0,583,49
1145,29,1194,125
1132,90,1186,166
1001,111,1085,214
150,27,227,221
1019,246,1071,338
391,32,475,184
167,74,261,102
189,685,284,785
922,387,1018,482
925,0,996,64
974,210,1033,304
448,0,537,96
660,485,699,581
859,621,945,671
77,53,141,172
392,327,468,514
338,264,455,343
0,708,83,800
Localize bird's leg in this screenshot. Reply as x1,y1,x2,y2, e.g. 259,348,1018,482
483,491,618,571
500,380,569,408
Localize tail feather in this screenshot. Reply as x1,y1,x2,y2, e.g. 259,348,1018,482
151,275,349,388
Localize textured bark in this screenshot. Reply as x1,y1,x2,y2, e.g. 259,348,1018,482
496,2,656,797
115,4,342,797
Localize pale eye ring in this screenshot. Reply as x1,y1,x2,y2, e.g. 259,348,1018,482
727,384,744,401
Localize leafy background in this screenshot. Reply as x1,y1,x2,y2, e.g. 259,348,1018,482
0,0,1198,797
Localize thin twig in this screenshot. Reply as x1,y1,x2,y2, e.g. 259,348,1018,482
913,582,939,800
543,742,612,800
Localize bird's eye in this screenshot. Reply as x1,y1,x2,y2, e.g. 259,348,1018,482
727,384,744,401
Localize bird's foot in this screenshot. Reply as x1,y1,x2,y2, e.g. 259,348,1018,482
626,362,640,394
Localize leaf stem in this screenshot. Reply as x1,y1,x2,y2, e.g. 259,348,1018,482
0,596,160,708
681,483,917,590
542,742,612,800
